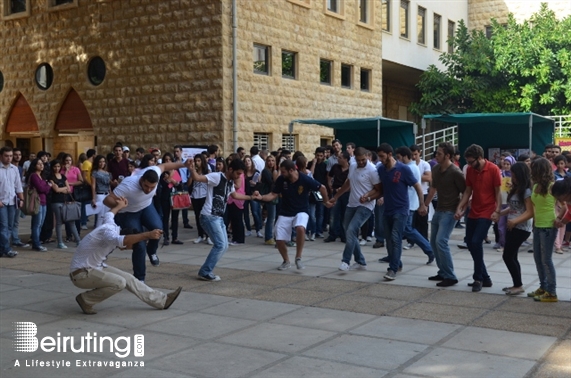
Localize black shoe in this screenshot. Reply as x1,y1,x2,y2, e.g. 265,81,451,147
373,241,384,248
471,280,483,292
163,240,170,246
164,287,182,309
455,223,465,229
428,274,444,281
378,256,390,263
172,240,184,245
467,279,493,288
324,236,336,243
437,278,458,287
528,249,534,253
340,238,346,243
184,224,193,229
426,255,435,264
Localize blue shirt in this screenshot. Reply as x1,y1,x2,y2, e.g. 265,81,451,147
377,161,417,216
272,173,322,217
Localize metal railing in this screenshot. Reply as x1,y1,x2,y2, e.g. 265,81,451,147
550,115,571,138
416,125,458,160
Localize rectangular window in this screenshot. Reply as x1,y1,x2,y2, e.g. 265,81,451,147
282,135,297,151
485,25,493,39
341,64,352,88
55,0,73,4
327,0,339,13
282,50,297,79
433,14,441,50
400,1,409,38
447,20,455,53
10,0,26,13
254,133,270,151
360,68,371,92
253,44,270,75
417,7,426,45
382,0,390,31
359,0,368,23
320,59,332,85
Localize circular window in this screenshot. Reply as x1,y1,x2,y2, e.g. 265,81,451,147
35,63,54,90
0,71,3,93
88,56,106,86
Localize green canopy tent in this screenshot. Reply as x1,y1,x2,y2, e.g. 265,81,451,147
423,112,555,160
289,117,417,150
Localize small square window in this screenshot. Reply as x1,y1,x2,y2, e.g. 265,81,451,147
282,50,297,79
320,59,332,85
282,135,297,151
254,133,270,151
447,20,455,53
327,0,339,13
417,7,426,45
400,0,409,38
341,64,352,88
359,0,369,23
382,0,390,31
3,0,30,18
253,44,270,75
360,68,371,91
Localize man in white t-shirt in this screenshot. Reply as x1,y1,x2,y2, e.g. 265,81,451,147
410,144,432,244
187,158,253,281
327,147,381,271
70,197,182,315
104,159,191,282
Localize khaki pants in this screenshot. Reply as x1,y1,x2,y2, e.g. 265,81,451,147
70,266,166,309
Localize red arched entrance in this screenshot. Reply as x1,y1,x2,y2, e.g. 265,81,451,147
5,93,39,133
55,89,93,131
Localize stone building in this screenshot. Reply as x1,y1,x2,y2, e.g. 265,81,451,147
1,0,383,158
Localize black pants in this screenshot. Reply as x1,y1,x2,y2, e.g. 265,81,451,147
228,203,245,243
192,197,207,238
161,197,179,241
412,194,429,240
502,228,530,287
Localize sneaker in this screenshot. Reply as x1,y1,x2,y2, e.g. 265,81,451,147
338,262,350,271
164,287,183,309
193,236,204,244
349,262,367,271
366,236,372,242
206,237,213,245
76,294,96,315
373,241,384,249
378,256,389,263
150,254,160,267
184,224,194,229
359,239,367,246
496,248,504,252
295,258,305,270
172,240,184,245
309,233,315,241
555,248,564,254
12,242,29,248
277,261,291,270
256,231,263,238
458,242,468,249
305,234,310,241
286,241,296,247
426,254,435,264
324,236,336,243
454,223,465,229
562,241,569,247
384,270,396,280
34,246,48,252
81,225,88,230
315,234,324,238
4,250,17,258
534,292,558,302
265,238,276,245
527,288,546,297
229,241,242,246
198,273,221,281
57,243,68,249
245,231,252,237
403,243,413,250
493,243,501,249
163,240,170,246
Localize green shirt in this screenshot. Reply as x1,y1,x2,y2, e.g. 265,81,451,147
531,184,556,228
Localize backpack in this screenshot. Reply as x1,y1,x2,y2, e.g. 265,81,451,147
22,186,40,216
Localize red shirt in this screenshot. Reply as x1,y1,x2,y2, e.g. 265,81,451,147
466,160,501,219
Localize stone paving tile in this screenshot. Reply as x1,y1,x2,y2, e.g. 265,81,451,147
496,296,571,318
0,308,60,333
142,312,255,339
442,326,556,360
219,323,336,353
390,302,487,325
532,339,571,378
321,270,387,283
111,367,194,378
249,355,387,378
354,284,435,301
190,281,269,298
233,272,309,287
318,294,408,316
0,283,21,292
471,310,571,337
160,342,285,377
200,298,301,321
303,334,428,370
270,306,376,332
159,291,234,312
286,277,369,293
350,316,461,345
253,287,337,306
418,289,508,309
403,347,536,378
0,287,68,308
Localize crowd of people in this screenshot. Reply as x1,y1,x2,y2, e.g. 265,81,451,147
0,138,568,314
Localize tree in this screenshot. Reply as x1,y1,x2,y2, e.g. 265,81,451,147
411,3,571,116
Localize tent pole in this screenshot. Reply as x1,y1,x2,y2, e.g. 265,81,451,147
528,115,532,153
377,119,380,146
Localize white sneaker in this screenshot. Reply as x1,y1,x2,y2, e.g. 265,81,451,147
305,234,310,241
359,239,367,246
277,261,291,270
338,262,350,271
349,262,367,271
295,258,305,270
403,243,413,250
366,236,372,242
206,237,213,245
245,231,252,237
193,236,204,244
81,225,88,230
309,233,315,241
256,231,263,238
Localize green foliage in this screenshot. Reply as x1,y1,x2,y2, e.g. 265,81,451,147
411,3,571,116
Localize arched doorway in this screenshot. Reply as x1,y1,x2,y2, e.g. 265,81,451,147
4,93,41,159
54,88,95,159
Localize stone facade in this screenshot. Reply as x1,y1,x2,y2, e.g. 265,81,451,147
1,0,383,158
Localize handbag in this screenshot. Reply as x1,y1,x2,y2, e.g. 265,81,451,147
170,191,192,210
22,187,40,216
62,194,81,222
310,191,323,203
74,184,93,202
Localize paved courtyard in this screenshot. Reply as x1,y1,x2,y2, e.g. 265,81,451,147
1,220,569,378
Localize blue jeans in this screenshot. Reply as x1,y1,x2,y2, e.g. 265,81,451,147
430,211,457,280
466,217,492,282
115,204,162,281
12,207,23,245
31,205,47,249
403,211,433,257
341,206,372,265
244,200,262,232
199,214,228,277
307,203,317,235
0,205,16,253
383,212,408,273
264,202,276,241
374,202,385,243
532,227,557,294
330,192,349,240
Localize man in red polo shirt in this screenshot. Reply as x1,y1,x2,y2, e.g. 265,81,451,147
455,144,501,292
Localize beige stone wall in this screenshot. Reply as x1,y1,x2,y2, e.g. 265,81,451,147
468,0,571,31
226,0,384,153
383,80,420,124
